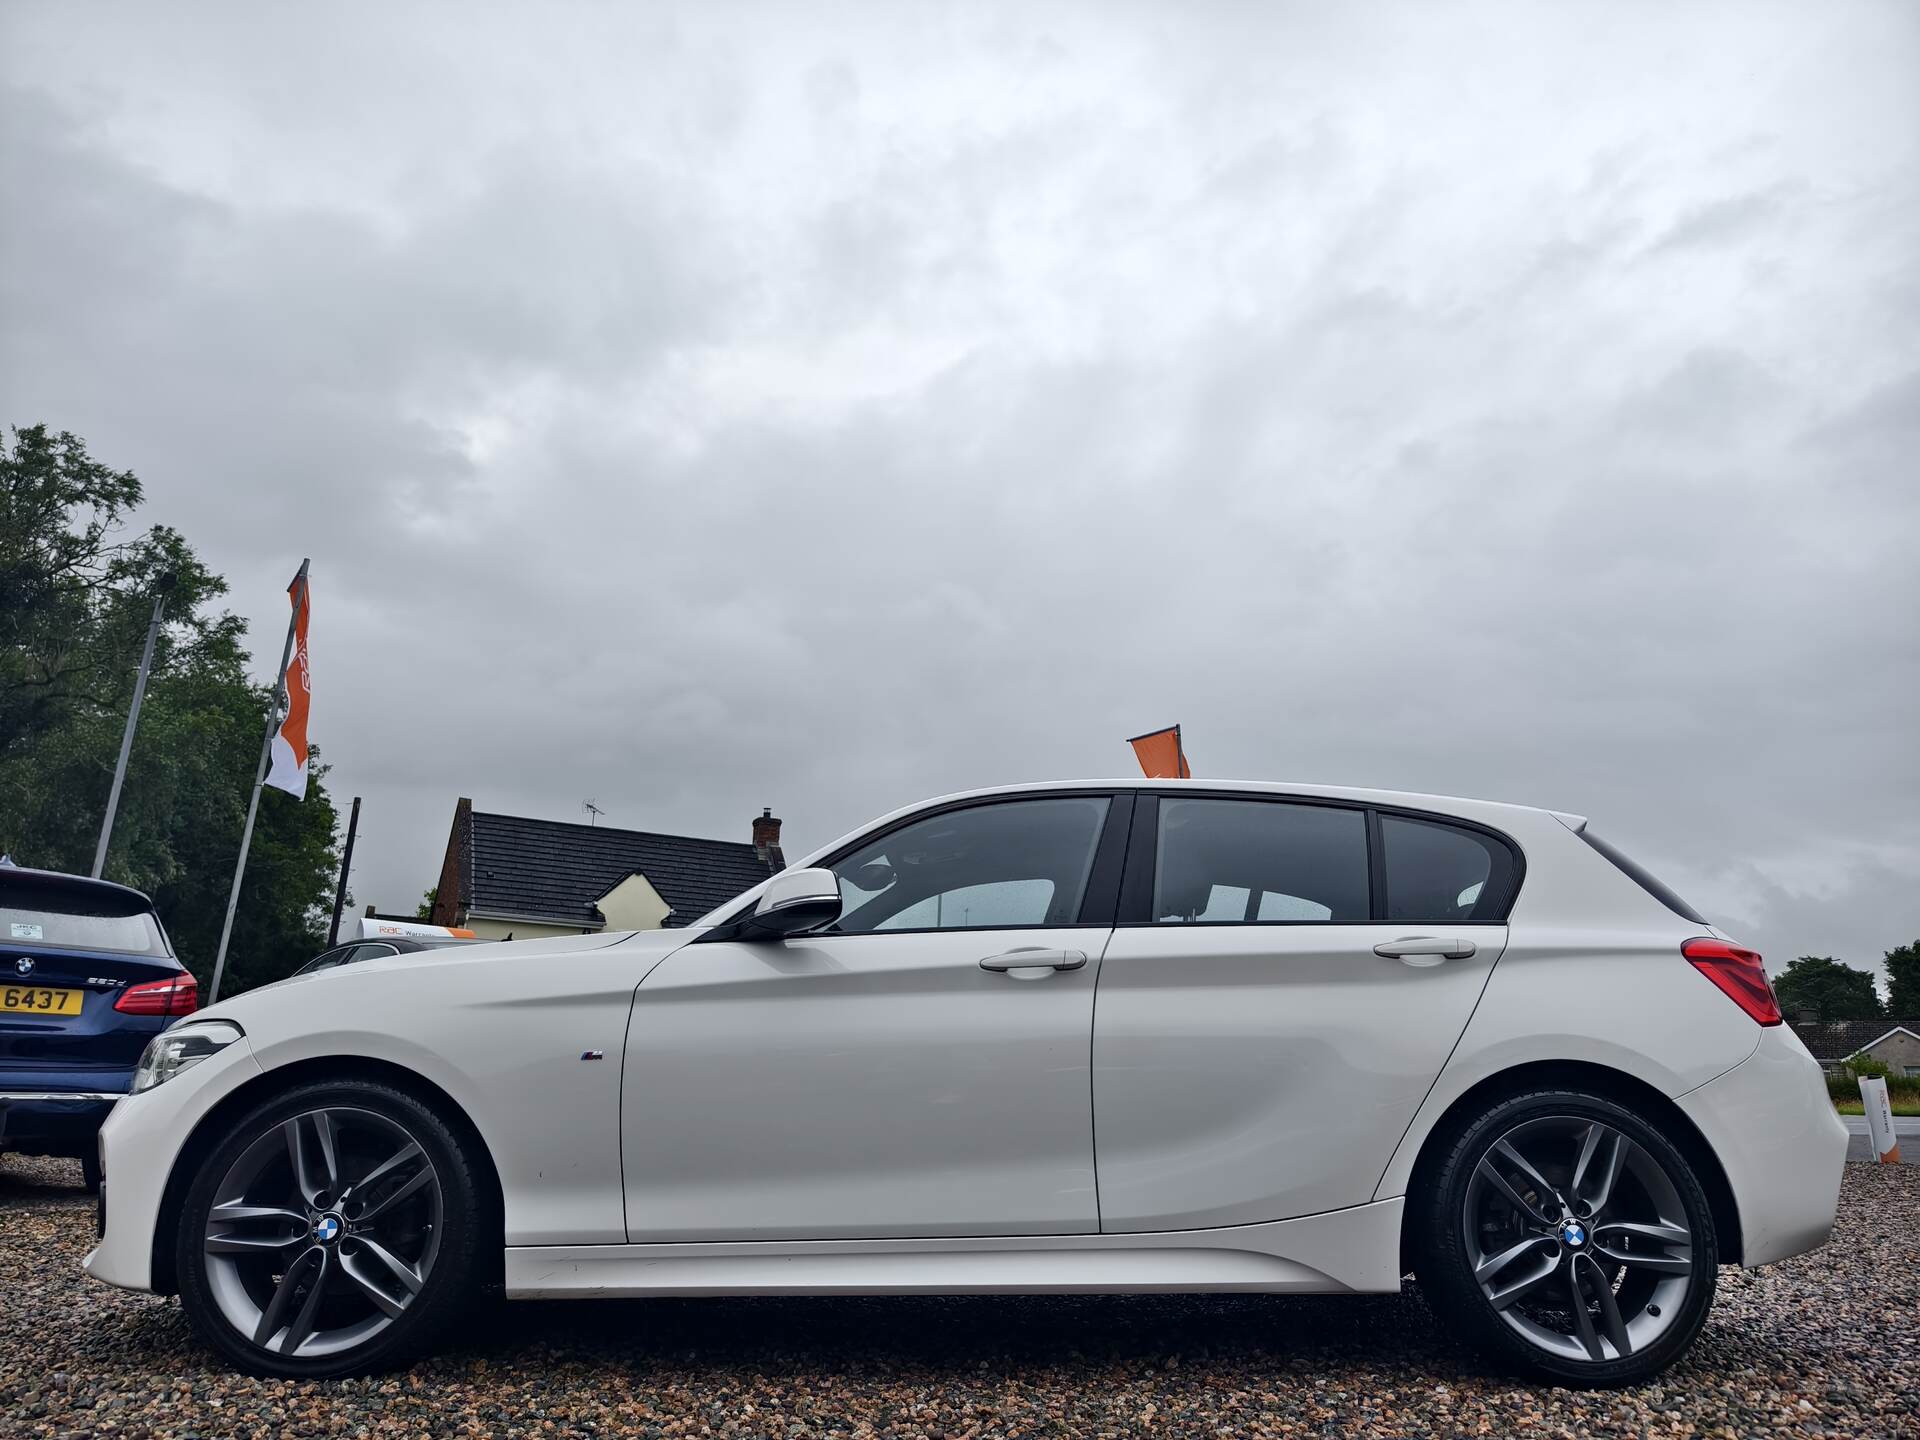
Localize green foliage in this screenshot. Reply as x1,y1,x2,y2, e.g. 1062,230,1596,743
1773,955,1887,1023
1885,940,1920,1019
0,425,340,994
1828,1064,1920,1106
415,887,437,920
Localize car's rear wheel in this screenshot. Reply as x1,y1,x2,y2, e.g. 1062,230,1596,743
176,1078,487,1377
1414,1088,1718,1386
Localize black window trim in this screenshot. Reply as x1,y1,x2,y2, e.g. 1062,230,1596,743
694,788,1137,943
1114,787,1526,928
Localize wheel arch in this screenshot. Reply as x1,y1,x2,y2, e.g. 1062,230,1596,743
149,1054,506,1296
1395,1059,1742,1272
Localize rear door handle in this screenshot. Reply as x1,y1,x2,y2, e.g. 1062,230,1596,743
979,948,1088,973
1374,936,1476,964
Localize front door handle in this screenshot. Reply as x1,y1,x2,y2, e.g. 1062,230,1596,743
1374,936,1477,964
979,948,1088,973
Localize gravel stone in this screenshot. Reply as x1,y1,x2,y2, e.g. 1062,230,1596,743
2,1154,1914,1438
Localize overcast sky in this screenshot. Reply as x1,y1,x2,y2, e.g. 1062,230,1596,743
3,2,1916,981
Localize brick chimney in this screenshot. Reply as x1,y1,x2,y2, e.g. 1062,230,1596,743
752,807,784,868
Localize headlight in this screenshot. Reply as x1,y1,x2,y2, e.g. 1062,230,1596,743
132,1020,243,1094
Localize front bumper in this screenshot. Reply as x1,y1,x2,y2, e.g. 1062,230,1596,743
81,1036,264,1294
1677,1023,1850,1267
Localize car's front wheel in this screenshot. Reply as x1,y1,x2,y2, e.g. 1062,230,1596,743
1414,1087,1719,1386
176,1077,487,1377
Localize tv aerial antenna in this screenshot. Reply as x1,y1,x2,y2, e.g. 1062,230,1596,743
583,800,606,827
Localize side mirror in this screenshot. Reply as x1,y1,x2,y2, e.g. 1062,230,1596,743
744,867,842,939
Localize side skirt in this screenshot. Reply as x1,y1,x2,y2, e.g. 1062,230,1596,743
504,1196,1405,1299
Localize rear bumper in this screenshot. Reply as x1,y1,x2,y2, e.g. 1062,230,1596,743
1677,1023,1849,1267
0,1088,126,1153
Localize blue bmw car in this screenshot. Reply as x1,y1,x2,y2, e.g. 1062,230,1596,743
1,865,197,1190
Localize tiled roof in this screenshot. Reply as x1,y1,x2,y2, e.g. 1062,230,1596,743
462,811,779,929
1785,1018,1920,1061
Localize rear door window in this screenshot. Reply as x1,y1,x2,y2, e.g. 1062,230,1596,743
1379,815,1517,923
1152,799,1370,923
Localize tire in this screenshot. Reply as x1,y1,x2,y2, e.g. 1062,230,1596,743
80,1148,102,1194
175,1077,488,1378
1412,1087,1718,1386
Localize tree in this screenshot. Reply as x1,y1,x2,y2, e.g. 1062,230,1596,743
1771,955,1887,1024
1886,941,1920,1019
0,425,341,994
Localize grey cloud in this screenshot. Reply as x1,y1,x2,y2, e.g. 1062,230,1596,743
2,1,1917,982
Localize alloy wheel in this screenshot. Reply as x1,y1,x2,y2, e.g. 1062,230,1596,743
201,1106,443,1359
1462,1115,1695,1365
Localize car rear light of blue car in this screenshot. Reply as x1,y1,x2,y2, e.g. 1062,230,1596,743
1682,937,1782,1026
113,973,199,1017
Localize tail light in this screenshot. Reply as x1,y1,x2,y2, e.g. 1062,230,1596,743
114,973,199,1018
1682,938,1781,1026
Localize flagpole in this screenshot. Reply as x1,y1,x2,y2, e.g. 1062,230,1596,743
209,559,309,1005
91,573,176,878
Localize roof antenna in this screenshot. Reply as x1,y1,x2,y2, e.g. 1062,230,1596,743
582,800,605,827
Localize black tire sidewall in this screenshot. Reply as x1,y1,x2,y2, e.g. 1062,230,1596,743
1414,1087,1719,1387
176,1077,485,1378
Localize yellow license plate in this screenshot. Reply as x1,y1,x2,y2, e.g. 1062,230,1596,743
0,985,83,1016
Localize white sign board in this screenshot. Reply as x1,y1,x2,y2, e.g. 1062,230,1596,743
352,916,477,943
1859,1076,1901,1164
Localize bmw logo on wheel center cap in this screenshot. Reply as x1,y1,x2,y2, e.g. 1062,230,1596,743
1558,1218,1588,1248
312,1212,344,1244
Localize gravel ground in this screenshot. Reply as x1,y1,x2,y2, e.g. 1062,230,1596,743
3,1156,1914,1439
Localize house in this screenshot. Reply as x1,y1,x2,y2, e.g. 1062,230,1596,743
426,798,786,941
1786,1017,1920,1077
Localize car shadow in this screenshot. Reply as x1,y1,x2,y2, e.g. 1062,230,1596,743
449,1287,1460,1377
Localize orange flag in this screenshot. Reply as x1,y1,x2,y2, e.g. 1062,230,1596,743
1128,725,1191,779
264,569,312,798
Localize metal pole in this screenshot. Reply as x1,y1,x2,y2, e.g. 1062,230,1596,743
327,795,361,946
91,579,173,878
209,560,309,1004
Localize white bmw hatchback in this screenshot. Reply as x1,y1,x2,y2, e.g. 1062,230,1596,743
86,781,1847,1384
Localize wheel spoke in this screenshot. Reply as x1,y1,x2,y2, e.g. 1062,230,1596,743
211,1201,308,1226
206,1227,306,1255
357,1163,433,1224
1484,1252,1561,1311
285,1115,337,1206
342,1140,424,1203
1475,1235,1557,1285
1477,1147,1555,1226
1572,1125,1627,1216
1593,1219,1693,1274
251,1245,322,1347
312,1111,341,1191
1579,1253,1632,1358
1566,1262,1605,1361
339,1250,410,1318
357,1236,425,1297
278,1248,333,1355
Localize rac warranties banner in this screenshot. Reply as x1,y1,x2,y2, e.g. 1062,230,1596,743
263,571,312,798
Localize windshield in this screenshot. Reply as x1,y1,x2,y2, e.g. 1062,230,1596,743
0,877,172,957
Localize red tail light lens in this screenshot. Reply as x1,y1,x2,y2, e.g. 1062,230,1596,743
113,974,199,1018
1682,938,1781,1026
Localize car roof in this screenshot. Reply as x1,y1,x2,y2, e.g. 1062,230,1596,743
0,864,158,910
844,779,1585,831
